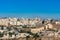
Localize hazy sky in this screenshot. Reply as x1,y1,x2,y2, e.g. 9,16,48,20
0,0,60,19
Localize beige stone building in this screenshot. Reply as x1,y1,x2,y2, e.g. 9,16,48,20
45,23,53,30
0,18,9,26
31,27,44,33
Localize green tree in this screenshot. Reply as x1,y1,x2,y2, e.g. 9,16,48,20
27,31,33,35
42,20,45,24
23,25,27,28
0,32,4,37
33,33,39,40
9,32,12,37
1,26,4,30
26,35,30,40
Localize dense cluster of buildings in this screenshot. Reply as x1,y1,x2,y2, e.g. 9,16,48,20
0,17,41,27
0,17,60,40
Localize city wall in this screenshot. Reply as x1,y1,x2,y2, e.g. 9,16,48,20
0,37,60,40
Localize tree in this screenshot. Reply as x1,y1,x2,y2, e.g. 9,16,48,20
19,30,25,33
33,33,39,40
27,31,33,35
42,20,45,24
7,27,11,31
23,25,27,28
26,35,30,40
33,33,39,38
1,26,4,30
9,32,12,37
0,32,4,37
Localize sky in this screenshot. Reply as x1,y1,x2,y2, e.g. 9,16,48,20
0,0,60,19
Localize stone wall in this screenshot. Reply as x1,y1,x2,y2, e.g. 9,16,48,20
0,37,60,40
